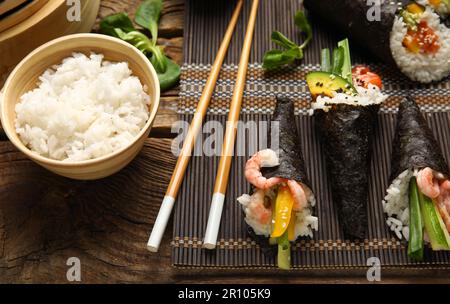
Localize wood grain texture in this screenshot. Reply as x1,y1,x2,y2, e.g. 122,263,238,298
1,139,449,283
0,139,174,283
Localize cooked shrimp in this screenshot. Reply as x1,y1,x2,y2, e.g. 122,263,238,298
436,199,450,233
287,180,308,211
245,149,284,190
247,190,272,225
417,167,440,199
438,180,450,215
440,180,450,191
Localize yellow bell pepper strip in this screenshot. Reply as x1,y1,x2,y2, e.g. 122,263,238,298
288,212,297,242
402,36,421,54
271,186,294,238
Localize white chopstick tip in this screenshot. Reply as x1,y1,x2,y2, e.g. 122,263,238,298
147,196,175,253
146,245,158,253
202,242,217,250
203,193,225,250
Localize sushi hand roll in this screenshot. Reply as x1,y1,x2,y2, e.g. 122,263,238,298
304,0,450,83
383,96,450,260
237,97,318,270
306,39,388,239
417,0,449,18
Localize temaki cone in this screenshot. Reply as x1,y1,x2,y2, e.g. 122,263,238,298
247,96,314,257
264,97,311,188
315,103,380,239
390,95,450,181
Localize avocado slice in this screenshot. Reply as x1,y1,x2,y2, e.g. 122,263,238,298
400,4,425,30
306,71,357,99
443,0,450,13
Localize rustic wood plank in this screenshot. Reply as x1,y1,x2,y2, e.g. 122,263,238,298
159,0,184,38
1,139,449,284
159,37,183,65
152,96,178,138
0,139,175,283
94,0,184,36
174,270,450,284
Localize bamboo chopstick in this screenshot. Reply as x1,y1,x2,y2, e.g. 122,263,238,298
147,0,244,253
203,0,260,250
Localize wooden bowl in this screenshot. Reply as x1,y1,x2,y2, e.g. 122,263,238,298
0,34,161,180
0,0,100,75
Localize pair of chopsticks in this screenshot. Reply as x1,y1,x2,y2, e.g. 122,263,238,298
147,0,260,252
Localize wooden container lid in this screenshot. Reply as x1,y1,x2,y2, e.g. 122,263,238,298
0,0,49,33
0,0,29,15
0,0,100,79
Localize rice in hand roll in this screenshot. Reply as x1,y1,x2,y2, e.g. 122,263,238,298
237,97,317,270
304,0,450,83
383,96,450,260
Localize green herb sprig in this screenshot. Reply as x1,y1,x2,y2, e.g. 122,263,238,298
100,0,180,91
262,11,312,70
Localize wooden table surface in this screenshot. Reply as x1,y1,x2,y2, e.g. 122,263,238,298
0,0,449,284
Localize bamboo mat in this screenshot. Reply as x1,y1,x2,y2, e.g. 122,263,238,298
172,0,450,269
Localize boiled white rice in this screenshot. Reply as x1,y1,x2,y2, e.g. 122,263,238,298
382,169,414,239
309,84,388,114
15,53,151,162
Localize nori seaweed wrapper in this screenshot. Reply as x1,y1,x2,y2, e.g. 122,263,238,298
315,104,380,240
247,97,314,256
247,227,276,259
303,0,412,66
263,97,312,189
390,95,450,182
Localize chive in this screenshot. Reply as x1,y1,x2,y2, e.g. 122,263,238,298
277,230,291,270
408,177,424,261
419,190,450,251
321,48,331,73
337,38,352,83
331,47,344,75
